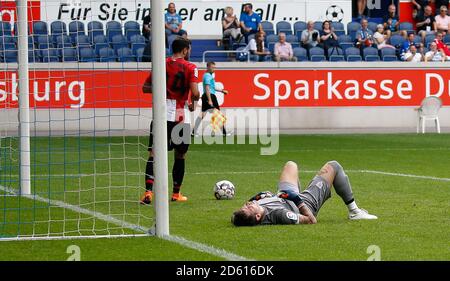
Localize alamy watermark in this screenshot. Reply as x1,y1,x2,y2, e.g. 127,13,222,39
171,108,280,155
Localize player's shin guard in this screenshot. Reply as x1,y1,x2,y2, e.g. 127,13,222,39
145,157,154,191
328,161,355,206
172,158,185,193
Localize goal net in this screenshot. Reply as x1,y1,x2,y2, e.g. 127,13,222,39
0,0,156,240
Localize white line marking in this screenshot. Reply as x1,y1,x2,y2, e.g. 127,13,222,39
162,235,250,261
359,170,450,182
0,185,250,261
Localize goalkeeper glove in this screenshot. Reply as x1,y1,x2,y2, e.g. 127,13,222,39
277,190,304,207
248,191,274,201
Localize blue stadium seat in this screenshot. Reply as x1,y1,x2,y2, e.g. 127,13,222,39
116,47,136,62
40,49,60,62
111,34,128,51
309,47,325,61
55,35,72,48
106,21,122,42
73,34,91,48
413,36,422,45
389,34,406,48
61,47,78,62
87,21,104,42
286,34,298,44
329,55,345,62
92,35,109,54
331,22,345,36
347,22,361,40
276,21,292,35
368,22,378,33
125,21,141,41
0,36,16,49
293,47,308,61
35,35,52,49
425,34,436,47
51,21,67,43
444,34,450,44
79,47,97,62
363,47,380,61
0,21,12,36
327,47,344,58
338,34,352,44
28,49,40,63
294,21,307,38
314,21,323,31
28,36,35,48
69,21,85,42
261,21,275,35
345,47,362,61
99,47,117,62
266,34,278,44
236,46,248,61
130,34,146,54
399,22,414,34
33,21,48,35
380,47,397,61
0,49,18,63
135,47,145,62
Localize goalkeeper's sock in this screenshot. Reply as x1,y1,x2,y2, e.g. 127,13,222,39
145,157,154,191
327,161,356,210
192,117,202,134
172,158,185,193
222,125,227,135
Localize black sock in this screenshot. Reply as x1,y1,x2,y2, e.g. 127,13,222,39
222,125,227,135
172,158,185,193
145,157,154,191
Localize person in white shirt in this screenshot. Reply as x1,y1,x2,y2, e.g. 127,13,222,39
373,24,396,50
244,31,271,61
404,45,423,62
424,42,446,62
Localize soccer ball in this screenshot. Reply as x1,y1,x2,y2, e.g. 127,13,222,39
214,180,235,200
325,5,344,22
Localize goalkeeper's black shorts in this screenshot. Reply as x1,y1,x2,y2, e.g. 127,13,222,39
201,93,220,112
148,121,190,154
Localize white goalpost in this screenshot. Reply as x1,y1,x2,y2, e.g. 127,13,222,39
0,0,169,240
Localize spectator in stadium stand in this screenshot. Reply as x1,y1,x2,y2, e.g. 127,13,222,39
411,0,430,19
434,0,450,15
301,21,320,50
356,0,369,19
244,31,271,61
416,5,437,41
320,20,340,59
355,18,374,48
404,45,424,62
434,31,450,58
165,2,188,37
373,24,396,50
273,32,297,62
143,10,168,47
240,3,263,43
383,4,405,38
400,33,424,60
435,5,450,33
222,6,243,48
142,10,152,40
424,42,447,61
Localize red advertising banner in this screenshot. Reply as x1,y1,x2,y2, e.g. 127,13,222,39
0,0,41,31
0,69,449,109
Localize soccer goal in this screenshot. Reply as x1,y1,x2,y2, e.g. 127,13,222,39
0,0,169,240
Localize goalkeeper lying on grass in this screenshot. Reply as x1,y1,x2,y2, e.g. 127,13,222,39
231,160,377,226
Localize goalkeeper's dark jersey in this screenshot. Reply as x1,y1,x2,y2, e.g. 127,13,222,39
255,197,300,225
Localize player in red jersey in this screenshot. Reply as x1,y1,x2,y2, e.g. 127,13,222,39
141,36,200,204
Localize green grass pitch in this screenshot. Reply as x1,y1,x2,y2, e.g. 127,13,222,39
1,134,449,260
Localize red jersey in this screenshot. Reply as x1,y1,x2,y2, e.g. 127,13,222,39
144,57,198,123
435,39,450,56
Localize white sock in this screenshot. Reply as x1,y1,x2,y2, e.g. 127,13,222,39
347,201,358,212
